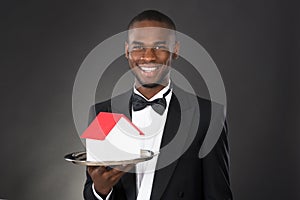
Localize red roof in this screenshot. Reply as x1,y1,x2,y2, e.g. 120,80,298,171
81,112,143,140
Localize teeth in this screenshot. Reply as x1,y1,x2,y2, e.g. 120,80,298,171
140,66,157,72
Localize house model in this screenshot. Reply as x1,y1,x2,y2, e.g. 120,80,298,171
81,112,144,162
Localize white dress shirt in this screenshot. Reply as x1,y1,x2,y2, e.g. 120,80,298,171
92,81,172,200
132,81,172,200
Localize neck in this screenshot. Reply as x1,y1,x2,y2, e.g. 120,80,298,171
135,80,169,99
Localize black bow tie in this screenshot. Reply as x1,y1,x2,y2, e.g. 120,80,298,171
131,88,171,115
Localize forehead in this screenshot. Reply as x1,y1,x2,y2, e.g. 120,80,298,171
128,20,175,44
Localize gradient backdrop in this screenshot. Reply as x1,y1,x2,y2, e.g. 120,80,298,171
1,0,299,199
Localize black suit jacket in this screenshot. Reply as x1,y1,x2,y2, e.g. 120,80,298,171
83,85,233,200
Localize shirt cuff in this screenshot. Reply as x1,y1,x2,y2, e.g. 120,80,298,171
92,183,113,200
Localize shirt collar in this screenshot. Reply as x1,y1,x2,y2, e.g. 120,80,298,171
133,80,171,101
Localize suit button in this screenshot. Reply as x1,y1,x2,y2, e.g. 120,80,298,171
178,191,184,198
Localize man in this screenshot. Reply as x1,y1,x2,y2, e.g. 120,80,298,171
84,10,232,200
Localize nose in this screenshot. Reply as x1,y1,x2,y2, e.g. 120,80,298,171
141,47,156,62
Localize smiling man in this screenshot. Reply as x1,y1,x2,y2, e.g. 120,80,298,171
126,19,179,99
84,10,233,200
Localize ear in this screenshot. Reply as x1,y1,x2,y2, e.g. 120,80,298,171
125,41,129,59
172,41,180,59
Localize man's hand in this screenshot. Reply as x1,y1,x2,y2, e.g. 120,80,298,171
88,165,133,196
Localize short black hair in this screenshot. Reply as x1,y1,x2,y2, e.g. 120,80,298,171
128,10,176,30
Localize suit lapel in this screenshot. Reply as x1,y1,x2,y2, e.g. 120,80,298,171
110,90,132,119
151,86,197,199
121,169,137,200
110,86,197,200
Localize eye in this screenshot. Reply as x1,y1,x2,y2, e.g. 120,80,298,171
131,45,144,50
153,45,168,50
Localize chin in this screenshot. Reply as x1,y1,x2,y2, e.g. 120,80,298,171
132,70,170,89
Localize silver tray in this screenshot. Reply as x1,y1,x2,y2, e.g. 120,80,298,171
64,150,156,166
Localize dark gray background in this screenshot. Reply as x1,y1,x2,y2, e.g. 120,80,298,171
1,0,299,199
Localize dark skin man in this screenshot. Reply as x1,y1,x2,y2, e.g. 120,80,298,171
88,19,179,196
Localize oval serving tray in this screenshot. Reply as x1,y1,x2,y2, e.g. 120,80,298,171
64,150,156,166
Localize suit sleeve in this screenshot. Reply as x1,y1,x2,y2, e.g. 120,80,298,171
84,169,100,200
202,120,233,200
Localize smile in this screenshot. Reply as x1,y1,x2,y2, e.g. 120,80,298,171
140,66,158,72
138,64,162,73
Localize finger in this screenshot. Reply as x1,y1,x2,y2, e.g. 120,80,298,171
109,171,126,183
105,166,113,171
104,164,134,179
101,167,125,180
96,166,106,174
87,166,98,175
106,168,124,177
88,166,106,176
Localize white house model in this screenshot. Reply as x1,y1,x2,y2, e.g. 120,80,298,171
81,112,144,162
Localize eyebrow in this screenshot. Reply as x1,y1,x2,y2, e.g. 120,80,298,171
131,41,144,45
153,41,167,45
130,41,167,45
